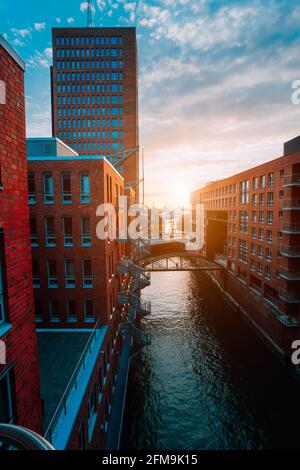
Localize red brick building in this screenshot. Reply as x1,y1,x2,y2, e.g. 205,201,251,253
0,35,42,433
51,27,139,200
191,139,300,356
28,144,124,329
27,139,128,449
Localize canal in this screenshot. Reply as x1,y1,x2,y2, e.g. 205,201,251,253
122,271,300,450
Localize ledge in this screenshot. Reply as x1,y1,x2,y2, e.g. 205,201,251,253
0,34,25,70
0,322,13,339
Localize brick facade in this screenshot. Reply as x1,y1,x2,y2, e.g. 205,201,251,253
0,36,42,432
191,149,300,354
28,156,125,329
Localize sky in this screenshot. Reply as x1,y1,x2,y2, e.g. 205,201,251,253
1,0,300,206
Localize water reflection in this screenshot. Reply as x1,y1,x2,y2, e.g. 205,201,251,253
122,271,300,450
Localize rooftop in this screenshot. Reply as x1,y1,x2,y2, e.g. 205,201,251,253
37,331,91,431
27,137,78,158
37,326,107,449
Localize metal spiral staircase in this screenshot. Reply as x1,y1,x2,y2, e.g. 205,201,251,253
117,238,152,348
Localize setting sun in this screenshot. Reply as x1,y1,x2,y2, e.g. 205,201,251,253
168,180,190,207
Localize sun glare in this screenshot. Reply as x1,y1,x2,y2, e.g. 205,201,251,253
169,180,190,207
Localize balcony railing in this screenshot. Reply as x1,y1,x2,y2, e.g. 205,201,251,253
117,259,151,290
118,291,151,316
283,199,300,210
280,244,300,257
280,267,300,281
283,174,300,187
279,288,300,304
44,319,101,444
282,222,300,234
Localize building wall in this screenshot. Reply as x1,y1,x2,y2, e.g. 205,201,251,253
28,157,124,329
66,328,122,450
0,37,42,432
51,27,139,200
191,150,300,354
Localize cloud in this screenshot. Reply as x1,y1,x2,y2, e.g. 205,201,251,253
96,0,106,11
19,0,300,204
80,2,96,13
134,0,300,203
67,17,75,23
26,109,52,137
34,22,46,31
12,38,26,47
56,17,61,23
124,2,137,22
11,27,32,38
27,48,53,68
44,47,53,59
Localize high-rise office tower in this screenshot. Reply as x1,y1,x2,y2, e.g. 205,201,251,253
51,27,139,200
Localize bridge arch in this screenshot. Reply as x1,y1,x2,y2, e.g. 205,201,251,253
141,252,221,272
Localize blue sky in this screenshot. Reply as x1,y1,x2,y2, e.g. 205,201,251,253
1,0,300,204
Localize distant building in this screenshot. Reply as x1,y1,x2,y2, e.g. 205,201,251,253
191,139,300,355
50,27,139,200
0,35,42,432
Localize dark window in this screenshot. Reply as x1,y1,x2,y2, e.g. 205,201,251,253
34,295,42,322
62,173,72,203
28,172,36,203
78,421,85,450
49,300,59,322
65,260,75,288
32,259,40,288
63,217,73,246
67,299,76,321
44,173,54,203
0,368,16,423
83,259,93,287
47,260,58,287
45,217,56,246
0,231,7,324
84,299,94,321
87,385,97,427
30,217,38,247
81,217,92,246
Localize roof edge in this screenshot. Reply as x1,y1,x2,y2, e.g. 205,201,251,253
0,34,25,71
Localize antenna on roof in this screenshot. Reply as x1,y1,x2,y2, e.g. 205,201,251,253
87,0,94,27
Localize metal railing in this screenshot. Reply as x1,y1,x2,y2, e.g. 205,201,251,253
130,292,151,316
44,319,101,444
283,174,300,187
279,288,300,304
282,222,300,233
280,244,300,257
283,199,300,210
280,267,300,281
117,292,151,316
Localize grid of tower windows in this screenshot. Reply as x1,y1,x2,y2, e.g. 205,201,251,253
54,34,125,154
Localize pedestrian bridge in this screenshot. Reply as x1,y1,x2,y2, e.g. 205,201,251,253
141,252,221,272
132,239,222,272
